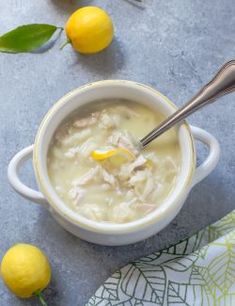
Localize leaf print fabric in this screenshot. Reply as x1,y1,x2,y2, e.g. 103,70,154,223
86,211,235,306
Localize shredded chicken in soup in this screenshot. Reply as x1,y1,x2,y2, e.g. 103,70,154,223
47,100,181,223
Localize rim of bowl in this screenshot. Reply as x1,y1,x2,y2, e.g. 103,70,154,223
34,80,195,234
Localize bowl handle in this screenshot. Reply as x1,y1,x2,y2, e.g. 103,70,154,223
190,125,220,187
8,145,48,207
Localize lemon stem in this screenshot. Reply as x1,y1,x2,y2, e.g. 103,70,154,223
60,39,70,50
35,291,48,306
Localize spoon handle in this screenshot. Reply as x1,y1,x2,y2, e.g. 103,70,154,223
140,60,235,147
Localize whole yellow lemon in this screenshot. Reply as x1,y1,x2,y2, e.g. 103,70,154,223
0,244,51,298
65,6,114,54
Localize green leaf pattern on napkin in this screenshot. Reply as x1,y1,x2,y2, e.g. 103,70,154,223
87,211,235,305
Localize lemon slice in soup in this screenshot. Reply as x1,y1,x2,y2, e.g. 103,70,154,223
110,147,135,166
91,146,135,164
91,146,118,160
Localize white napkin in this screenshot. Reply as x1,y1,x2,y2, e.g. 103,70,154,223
86,210,235,305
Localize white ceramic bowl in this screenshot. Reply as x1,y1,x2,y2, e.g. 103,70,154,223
8,80,220,245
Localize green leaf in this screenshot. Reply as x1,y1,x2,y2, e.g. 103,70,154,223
0,24,59,53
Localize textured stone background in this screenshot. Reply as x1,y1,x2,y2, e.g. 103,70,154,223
0,0,235,305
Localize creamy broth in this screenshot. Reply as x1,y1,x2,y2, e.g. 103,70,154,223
47,100,181,223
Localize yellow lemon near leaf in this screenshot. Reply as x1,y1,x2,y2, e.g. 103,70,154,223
65,6,114,54
0,244,51,300
0,6,114,54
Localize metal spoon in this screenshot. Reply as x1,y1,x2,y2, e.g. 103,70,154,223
140,60,235,148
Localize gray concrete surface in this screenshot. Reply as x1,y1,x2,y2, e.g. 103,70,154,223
0,0,235,305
